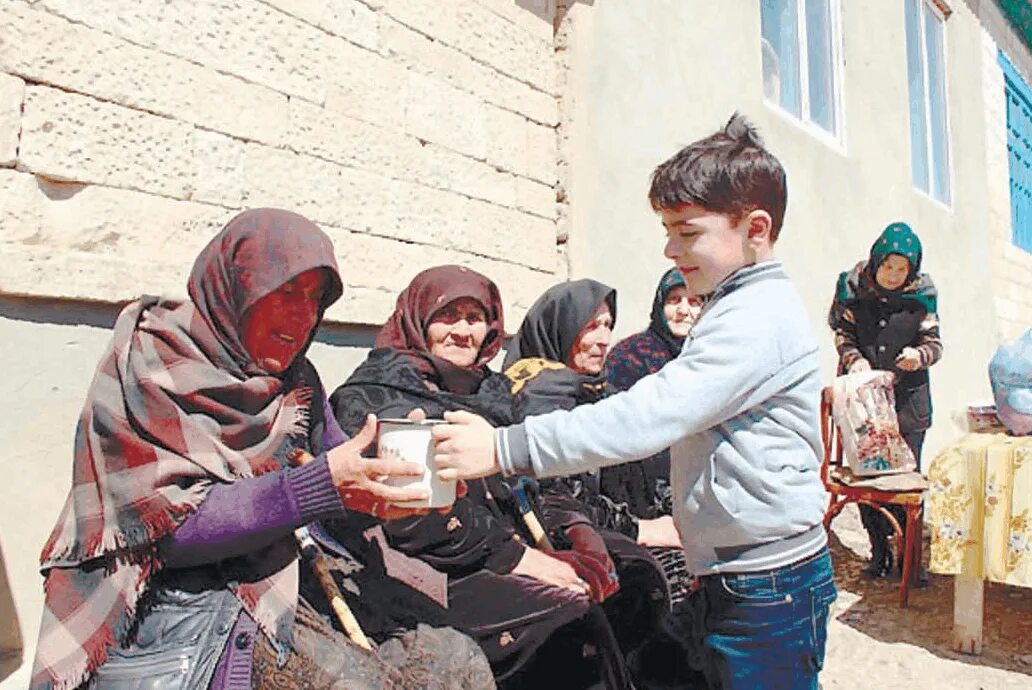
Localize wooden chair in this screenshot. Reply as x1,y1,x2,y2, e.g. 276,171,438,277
819,387,928,607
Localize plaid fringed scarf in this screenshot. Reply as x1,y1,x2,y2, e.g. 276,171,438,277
31,209,343,690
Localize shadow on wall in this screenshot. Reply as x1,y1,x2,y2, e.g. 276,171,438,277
0,294,122,330
0,295,379,350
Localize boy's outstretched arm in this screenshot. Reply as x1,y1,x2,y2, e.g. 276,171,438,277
434,295,818,482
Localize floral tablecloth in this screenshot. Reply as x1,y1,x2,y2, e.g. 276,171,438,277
928,431,1032,587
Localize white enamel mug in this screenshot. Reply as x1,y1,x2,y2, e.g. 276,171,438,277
377,418,456,509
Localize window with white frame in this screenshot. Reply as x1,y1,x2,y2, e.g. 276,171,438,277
904,0,951,204
760,0,840,137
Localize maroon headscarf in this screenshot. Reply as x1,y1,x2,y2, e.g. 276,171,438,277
375,265,504,394
33,209,342,690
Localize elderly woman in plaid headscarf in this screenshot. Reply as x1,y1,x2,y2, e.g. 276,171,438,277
31,209,494,690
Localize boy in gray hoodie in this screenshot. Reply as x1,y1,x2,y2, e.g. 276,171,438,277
432,113,835,689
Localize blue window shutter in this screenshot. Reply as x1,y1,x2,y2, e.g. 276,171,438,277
999,50,1032,253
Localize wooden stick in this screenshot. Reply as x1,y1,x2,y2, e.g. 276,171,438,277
289,449,373,651
295,526,373,651
512,479,554,552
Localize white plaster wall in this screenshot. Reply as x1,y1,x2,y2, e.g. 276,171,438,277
0,312,114,689
563,0,999,460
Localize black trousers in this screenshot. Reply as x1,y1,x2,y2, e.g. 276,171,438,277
859,431,925,554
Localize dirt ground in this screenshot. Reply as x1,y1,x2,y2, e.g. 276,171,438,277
821,504,1032,689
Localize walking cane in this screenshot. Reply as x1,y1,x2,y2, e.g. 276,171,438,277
498,477,554,552
513,477,554,552
289,450,373,651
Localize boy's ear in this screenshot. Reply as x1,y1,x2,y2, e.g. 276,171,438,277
744,210,774,245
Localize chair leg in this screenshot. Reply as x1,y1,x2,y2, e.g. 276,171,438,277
910,507,923,586
824,496,847,530
899,506,920,608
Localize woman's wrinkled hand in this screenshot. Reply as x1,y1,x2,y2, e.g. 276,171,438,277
895,347,922,372
848,358,872,374
326,414,431,520
511,547,590,597
636,515,682,548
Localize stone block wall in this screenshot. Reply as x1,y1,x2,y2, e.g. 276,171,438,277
0,0,562,325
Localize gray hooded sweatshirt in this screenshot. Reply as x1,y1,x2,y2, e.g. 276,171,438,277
496,261,829,575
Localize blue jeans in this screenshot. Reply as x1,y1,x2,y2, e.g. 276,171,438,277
675,546,837,689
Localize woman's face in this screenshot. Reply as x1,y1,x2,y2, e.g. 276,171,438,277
663,285,699,338
875,254,911,291
426,297,489,367
568,302,613,375
240,268,328,374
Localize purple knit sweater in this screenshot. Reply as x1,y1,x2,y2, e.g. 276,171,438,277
164,398,349,690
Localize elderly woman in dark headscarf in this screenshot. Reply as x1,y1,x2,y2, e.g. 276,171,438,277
502,279,671,677
329,266,634,690
829,221,942,579
31,210,493,690
601,268,703,604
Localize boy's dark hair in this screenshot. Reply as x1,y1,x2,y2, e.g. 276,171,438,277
648,112,787,240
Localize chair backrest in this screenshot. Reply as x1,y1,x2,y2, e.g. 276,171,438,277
819,386,844,484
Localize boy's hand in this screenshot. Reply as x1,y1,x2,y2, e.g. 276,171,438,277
431,410,501,480
895,347,922,371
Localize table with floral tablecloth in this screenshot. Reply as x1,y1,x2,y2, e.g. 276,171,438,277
927,431,1032,653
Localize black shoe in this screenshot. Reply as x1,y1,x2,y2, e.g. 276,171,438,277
863,548,893,579
863,560,891,578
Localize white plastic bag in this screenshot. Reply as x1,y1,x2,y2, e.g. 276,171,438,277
831,370,916,476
